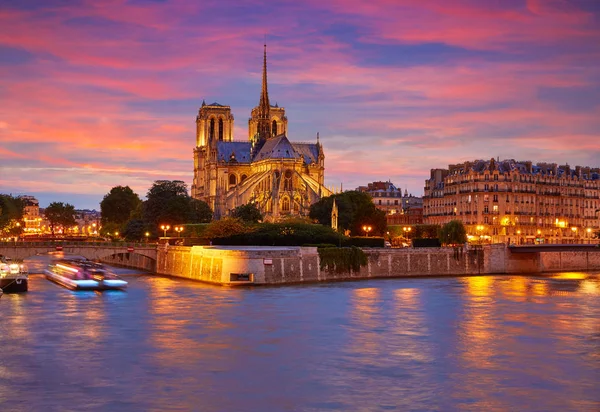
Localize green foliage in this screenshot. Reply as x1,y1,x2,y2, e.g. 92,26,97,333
213,221,342,246
318,246,368,274
413,224,441,239
122,219,150,241
439,220,468,246
99,222,122,238
182,223,210,238
143,180,212,225
0,195,24,235
309,191,387,236
230,203,263,223
44,202,77,235
204,218,254,240
100,186,141,225
190,198,213,223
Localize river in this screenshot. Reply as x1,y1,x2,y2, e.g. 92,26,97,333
0,255,598,411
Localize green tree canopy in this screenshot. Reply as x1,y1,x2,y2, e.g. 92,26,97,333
439,220,468,246
44,202,77,235
100,186,141,225
204,217,253,239
122,219,150,241
230,203,262,223
0,195,25,237
309,191,387,236
143,180,212,226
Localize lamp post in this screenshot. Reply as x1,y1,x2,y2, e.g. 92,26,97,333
145,232,150,243
362,225,372,237
160,224,170,237
174,226,184,237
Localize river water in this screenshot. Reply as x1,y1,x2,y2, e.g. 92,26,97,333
0,256,598,411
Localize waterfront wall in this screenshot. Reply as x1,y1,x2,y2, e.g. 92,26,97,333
157,244,600,285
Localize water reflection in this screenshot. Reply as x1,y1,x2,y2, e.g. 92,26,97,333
0,273,598,411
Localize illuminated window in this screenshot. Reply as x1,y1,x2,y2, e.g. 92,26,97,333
272,120,277,136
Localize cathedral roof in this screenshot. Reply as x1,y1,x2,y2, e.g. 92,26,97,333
216,141,252,163
254,134,300,161
207,102,226,107
292,142,319,165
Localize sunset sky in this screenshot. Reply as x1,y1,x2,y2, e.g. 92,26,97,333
1,0,599,210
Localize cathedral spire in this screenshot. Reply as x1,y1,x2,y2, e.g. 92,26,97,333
256,42,271,142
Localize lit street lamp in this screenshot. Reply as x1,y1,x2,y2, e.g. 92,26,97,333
362,225,372,237
174,226,184,237
145,232,150,243
160,224,170,237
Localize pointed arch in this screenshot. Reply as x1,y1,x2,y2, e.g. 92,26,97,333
209,118,215,140
272,119,277,136
219,118,224,141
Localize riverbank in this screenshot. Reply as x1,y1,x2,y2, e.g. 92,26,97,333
156,244,600,286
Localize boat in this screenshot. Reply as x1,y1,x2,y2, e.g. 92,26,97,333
44,259,128,291
0,255,29,293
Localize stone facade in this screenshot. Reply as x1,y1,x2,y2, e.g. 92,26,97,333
157,244,600,286
423,159,600,244
356,181,424,225
191,45,331,221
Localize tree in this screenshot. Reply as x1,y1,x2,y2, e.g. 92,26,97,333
44,202,77,235
309,191,387,236
122,219,149,241
100,186,141,225
0,195,24,238
439,220,467,246
230,203,262,223
413,224,441,239
143,180,211,225
203,217,253,239
189,198,213,223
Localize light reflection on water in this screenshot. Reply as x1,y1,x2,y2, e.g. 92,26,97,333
0,257,598,411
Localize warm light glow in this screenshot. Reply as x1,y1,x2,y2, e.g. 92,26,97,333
571,227,577,232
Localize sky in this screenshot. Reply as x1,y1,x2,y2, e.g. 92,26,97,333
1,0,599,210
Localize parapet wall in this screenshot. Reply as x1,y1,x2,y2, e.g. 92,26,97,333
156,244,600,286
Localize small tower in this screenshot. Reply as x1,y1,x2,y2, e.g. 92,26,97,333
196,102,234,147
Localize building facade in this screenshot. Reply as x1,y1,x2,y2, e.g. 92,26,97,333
423,159,600,244
191,46,330,220
357,181,424,225
19,195,41,235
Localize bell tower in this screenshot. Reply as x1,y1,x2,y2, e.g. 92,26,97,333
195,101,234,148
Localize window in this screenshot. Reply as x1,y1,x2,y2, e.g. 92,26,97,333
272,120,277,136
493,205,498,212
229,174,237,186
209,118,215,140
219,118,224,141
282,197,290,212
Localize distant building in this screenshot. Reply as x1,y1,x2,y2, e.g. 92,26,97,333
191,45,331,221
356,181,423,225
19,195,41,235
423,159,600,244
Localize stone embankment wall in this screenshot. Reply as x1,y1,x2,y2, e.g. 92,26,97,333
157,244,600,286
100,252,156,272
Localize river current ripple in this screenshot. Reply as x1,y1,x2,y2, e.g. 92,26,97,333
1,258,599,411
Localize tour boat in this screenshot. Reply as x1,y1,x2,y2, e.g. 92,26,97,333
0,255,29,293
45,259,128,291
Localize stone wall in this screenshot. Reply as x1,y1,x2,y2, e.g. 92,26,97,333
156,244,600,286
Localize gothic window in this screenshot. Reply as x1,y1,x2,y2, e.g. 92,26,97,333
283,170,292,191
272,120,277,136
282,197,290,212
241,174,247,183
229,174,237,186
209,118,215,140
219,118,224,141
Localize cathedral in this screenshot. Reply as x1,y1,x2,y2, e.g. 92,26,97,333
191,45,331,221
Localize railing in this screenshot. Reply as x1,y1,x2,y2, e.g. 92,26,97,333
0,241,155,248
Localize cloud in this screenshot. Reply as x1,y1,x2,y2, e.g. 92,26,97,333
0,0,599,209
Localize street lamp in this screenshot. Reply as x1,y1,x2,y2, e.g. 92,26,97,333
174,226,184,237
160,224,170,237
362,225,372,237
145,232,150,243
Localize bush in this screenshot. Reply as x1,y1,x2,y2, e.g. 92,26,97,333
213,222,341,246
412,238,441,248
318,246,368,273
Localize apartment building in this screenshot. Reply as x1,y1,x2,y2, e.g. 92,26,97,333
423,159,600,244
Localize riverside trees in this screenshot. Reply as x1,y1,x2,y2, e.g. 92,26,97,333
100,180,212,241
44,202,77,236
309,191,387,236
